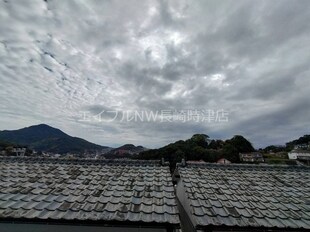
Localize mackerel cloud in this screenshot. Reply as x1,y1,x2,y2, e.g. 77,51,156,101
1,0,310,148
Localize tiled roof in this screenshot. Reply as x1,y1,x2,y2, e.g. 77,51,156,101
177,163,310,230
0,157,179,226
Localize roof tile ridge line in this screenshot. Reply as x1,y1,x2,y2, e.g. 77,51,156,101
0,156,168,166
184,162,259,167
117,200,178,207
178,162,310,169
105,194,177,200
175,174,201,221
87,208,179,216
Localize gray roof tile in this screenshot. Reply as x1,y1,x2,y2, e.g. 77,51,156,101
0,157,179,226
178,163,310,230
21,200,38,210
0,199,15,209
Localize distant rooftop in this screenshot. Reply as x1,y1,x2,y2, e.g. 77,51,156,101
0,157,179,228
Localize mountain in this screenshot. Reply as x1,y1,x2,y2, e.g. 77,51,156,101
260,134,310,153
286,135,310,149
0,124,109,154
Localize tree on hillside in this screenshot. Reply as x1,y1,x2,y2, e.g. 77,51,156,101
136,134,255,171
191,146,207,160
5,146,14,156
263,145,286,153
228,135,255,152
286,135,310,150
223,135,255,162
189,134,210,148
208,140,224,149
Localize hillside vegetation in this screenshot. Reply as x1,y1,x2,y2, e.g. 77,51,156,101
135,134,255,170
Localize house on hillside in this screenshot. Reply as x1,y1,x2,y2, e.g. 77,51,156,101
239,152,264,163
288,150,310,165
294,143,310,150
12,147,26,156
216,158,231,164
288,150,310,159
0,157,180,232
173,162,310,231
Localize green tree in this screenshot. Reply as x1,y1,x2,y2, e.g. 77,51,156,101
222,135,255,162
189,134,210,148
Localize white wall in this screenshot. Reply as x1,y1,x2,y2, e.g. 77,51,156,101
288,152,310,159
288,152,298,159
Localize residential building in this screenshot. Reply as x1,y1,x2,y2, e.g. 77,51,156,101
216,158,231,164
288,150,310,160
288,150,310,165
294,143,310,150
12,147,26,157
239,152,264,162
174,162,310,231
0,157,180,232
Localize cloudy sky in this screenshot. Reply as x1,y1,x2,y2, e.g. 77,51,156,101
1,0,310,148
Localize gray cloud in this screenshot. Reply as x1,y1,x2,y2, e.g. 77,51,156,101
0,0,310,148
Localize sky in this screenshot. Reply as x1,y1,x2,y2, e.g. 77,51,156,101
1,0,310,148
